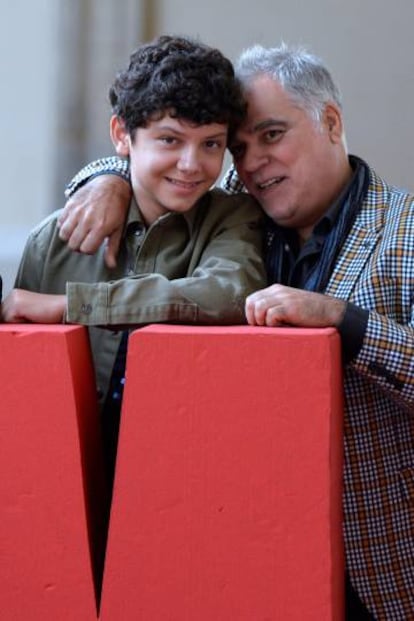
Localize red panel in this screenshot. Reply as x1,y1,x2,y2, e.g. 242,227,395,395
0,325,104,620
101,325,344,620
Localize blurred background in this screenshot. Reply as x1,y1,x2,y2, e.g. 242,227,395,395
1,0,413,294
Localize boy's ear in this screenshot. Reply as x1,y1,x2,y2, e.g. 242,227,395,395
110,115,130,156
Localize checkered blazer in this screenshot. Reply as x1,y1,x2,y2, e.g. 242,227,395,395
224,163,414,619
325,167,414,619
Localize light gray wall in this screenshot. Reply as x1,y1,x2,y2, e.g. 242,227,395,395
1,0,413,295
0,0,60,292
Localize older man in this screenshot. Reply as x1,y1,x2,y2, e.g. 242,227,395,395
56,44,414,620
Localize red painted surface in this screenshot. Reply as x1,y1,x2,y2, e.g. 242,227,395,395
0,325,104,620
101,325,344,620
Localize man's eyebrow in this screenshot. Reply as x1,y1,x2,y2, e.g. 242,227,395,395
252,118,287,132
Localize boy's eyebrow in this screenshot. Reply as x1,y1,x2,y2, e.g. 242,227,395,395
155,124,228,138
204,131,228,139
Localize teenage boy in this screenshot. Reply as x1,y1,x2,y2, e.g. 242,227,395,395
1,35,266,481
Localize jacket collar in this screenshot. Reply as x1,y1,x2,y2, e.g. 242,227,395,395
125,192,210,236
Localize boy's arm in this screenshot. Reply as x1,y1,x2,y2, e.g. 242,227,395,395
1,221,67,324
64,194,266,327
59,156,132,268
2,290,66,323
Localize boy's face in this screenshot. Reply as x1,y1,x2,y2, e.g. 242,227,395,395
111,114,228,225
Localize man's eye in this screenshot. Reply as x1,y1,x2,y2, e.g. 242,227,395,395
265,129,283,142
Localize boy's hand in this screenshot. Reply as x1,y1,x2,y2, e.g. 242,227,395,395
58,175,132,269
1,290,67,323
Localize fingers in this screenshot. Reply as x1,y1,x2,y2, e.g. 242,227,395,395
58,204,107,254
245,294,267,325
104,228,123,269
246,299,285,326
58,201,82,243
58,175,131,261
245,285,285,326
263,305,286,327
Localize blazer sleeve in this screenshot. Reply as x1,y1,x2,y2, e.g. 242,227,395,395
346,191,414,413
350,310,414,411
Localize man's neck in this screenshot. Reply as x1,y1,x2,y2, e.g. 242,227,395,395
296,157,354,244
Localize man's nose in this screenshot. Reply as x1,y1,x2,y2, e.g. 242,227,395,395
241,146,269,174
177,146,201,173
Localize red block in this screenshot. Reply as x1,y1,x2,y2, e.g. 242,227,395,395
0,325,105,620
101,325,344,620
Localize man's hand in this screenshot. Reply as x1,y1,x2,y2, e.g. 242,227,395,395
58,175,132,269
1,290,67,323
245,284,346,327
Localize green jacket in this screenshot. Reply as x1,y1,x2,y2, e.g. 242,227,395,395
15,189,266,405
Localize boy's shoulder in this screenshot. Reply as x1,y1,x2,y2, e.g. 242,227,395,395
28,208,62,241
204,187,262,214
194,187,264,228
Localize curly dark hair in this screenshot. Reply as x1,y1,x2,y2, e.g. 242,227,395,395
109,35,246,143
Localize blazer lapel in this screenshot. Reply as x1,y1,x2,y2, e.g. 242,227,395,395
324,168,387,299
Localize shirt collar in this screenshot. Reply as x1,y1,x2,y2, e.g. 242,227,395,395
314,155,363,236
125,193,208,236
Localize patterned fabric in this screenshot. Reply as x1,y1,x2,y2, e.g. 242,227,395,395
64,156,130,198
221,163,247,194
324,166,414,619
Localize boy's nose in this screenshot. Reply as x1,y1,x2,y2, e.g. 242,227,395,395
177,146,201,173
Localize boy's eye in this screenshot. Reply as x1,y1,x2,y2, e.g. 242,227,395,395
204,139,223,149
159,136,178,144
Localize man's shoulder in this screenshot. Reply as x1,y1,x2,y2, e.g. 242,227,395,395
366,165,414,208
358,165,414,235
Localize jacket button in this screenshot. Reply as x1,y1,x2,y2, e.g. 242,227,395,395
81,303,92,314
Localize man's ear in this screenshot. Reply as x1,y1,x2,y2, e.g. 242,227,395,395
323,103,343,144
110,115,130,156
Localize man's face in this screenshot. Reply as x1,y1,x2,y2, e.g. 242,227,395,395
231,75,347,239
112,114,228,225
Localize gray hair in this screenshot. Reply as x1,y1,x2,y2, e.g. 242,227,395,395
235,43,343,123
